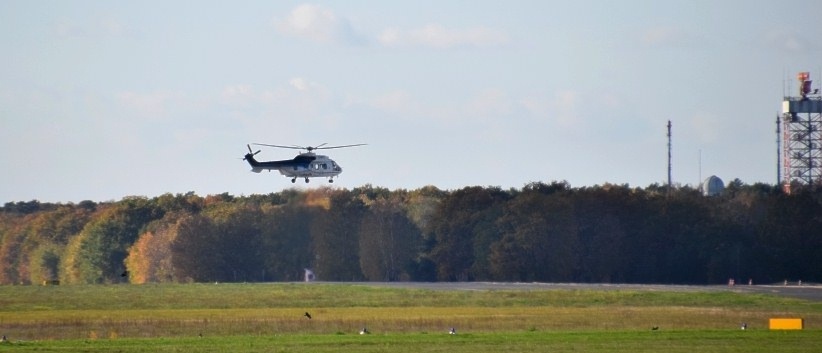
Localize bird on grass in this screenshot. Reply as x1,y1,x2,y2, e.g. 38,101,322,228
304,312,312,319
359,327,370,335
651,326,659,331
449,327,457,335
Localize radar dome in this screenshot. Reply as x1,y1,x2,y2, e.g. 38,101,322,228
700,175,724,196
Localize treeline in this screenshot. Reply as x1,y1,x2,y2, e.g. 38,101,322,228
1,181,820,285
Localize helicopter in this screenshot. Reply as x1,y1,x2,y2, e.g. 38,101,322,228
243,143,366,183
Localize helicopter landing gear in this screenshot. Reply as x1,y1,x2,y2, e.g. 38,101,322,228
328,178,334,183
291,178,296,183
305,177,310,183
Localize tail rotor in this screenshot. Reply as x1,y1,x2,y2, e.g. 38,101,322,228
243,144,261,160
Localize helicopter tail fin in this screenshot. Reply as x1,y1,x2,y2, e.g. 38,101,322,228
243,145,263,172
246,158,263,173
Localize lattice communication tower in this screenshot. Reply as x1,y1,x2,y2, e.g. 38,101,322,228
781,72,822,192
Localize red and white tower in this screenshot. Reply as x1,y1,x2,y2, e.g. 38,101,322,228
781,72,822,192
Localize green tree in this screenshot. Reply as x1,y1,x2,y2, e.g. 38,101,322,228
490,186,578,281
311,189,365,281
574,191,627,282
212,205,266,282
259,205,313,281
171,213,221,282
359,196,421,281
28,243,62,284
405,185,444,233
428,186,510,281
754,191,822,283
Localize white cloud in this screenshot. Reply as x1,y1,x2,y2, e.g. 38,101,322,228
289,78,310,91
550,90,580,127
275,4,363,44
520,90,586,128
220,84,256,106
465,89,512,117
520,96,548,117
371,90,416,113
378,28,402,46
688,111,721,144
379,23,508,49
268,79,335,124
99,17,127,36
764,29,810,52
275,5,506,48
54,19,86,38
53,15,137,39
642,27,679,46
287,77,329,98
221,78,327,105
117,91,180,117
640,26,703,49
599,92,622,109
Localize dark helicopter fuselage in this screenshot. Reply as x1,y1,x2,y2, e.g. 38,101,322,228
244,152,343,182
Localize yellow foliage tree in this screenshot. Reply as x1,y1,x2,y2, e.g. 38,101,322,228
125,225,176,284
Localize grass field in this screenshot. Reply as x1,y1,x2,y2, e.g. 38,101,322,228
1,283,820,352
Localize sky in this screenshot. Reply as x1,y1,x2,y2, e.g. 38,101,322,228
2,1,822,204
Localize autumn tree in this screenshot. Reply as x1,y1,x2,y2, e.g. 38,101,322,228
3,183,822,285
0,216,28,284
25,206,93,284
61,198,161,284
125,213,182,283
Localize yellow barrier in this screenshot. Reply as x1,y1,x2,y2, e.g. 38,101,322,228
769,318,803,330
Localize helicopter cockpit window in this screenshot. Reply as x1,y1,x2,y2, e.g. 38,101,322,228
322,163,328,170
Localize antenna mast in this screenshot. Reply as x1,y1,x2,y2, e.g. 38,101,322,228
776,114,781,185
667,120,672,194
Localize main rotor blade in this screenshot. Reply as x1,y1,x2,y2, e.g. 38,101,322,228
252,143,306,150
253,143,367,151
313,143,368,150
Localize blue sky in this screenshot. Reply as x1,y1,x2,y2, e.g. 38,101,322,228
2,1,821,203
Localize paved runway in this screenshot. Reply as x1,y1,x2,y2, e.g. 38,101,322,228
355,281,822,302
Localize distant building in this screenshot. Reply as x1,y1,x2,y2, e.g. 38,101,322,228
700,175,724,196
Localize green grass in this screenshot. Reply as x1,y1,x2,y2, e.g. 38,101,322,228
2,283,817,310
0,283,820,352
3,331,821,353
